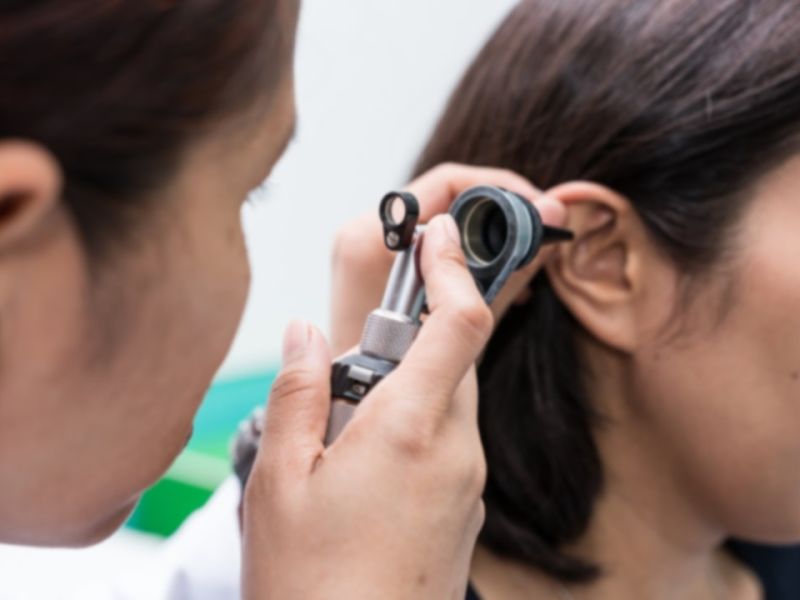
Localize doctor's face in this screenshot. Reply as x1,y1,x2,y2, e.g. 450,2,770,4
0,8,298,546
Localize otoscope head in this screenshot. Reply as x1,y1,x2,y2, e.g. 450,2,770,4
449,186,573,302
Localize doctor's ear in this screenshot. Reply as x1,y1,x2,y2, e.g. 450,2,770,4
0,141,63,252
541,181,657,353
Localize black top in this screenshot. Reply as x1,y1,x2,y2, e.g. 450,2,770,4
466,542,800,600
728,541,800,600
465,583,482,600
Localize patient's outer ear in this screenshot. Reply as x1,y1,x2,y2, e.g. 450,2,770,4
0,141,62,251
542,181,656,353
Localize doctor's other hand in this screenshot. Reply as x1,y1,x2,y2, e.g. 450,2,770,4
330,163,567,356
241,214,492,600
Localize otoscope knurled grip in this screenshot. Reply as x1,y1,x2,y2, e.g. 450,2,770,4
327,313,421,442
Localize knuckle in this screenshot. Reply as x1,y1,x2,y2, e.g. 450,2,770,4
331,228,359,267
449,300,494,342
434,161,458,174
269,366,319,402
331,222,371,269
474,500,487,531
393,429,432,460
452,446,487,494
435,238,468,267
426,161,465,184
472,452,488,493
498,167,517,180
384,415,439,460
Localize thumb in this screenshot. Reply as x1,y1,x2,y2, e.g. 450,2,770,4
261,320,332,473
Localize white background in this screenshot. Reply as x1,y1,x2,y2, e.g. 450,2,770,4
221,0,517,376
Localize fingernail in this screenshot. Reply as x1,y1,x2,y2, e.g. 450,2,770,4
438,214,461,246
282,319,309,364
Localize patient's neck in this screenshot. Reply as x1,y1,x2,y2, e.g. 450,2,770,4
470,461,756,599
470,356,760,600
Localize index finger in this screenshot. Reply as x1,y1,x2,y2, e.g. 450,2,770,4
405,163,541,222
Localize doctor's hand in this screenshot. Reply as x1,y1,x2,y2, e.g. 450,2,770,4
329,162,567,356
242,215,492,600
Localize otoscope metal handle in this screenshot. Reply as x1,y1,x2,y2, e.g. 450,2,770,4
324,193,425,445
325,399,359,444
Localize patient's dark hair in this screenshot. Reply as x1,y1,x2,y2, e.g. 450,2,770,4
415,0,800,582
0,0,290,253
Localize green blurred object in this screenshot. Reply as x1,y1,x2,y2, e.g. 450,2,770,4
126,369,277,537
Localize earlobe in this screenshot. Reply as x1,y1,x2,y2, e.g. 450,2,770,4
0,141,63,251
543,181,641,353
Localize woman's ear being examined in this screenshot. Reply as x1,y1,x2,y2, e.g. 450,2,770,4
544,181,679,354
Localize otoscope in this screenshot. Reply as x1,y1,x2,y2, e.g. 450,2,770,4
324,186,572,443
232,187,573,479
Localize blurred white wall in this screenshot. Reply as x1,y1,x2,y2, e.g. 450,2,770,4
220,0,517,376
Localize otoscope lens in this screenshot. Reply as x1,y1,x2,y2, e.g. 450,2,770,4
462,198,509,265
483,208,507,256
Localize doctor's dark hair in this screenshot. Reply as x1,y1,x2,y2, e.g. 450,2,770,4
416,0,800,583
0,0,290,252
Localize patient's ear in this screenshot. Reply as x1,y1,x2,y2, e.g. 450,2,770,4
0,141,62,252
543,181,650,353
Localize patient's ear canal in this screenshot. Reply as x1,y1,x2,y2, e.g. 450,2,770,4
0,192,25,220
